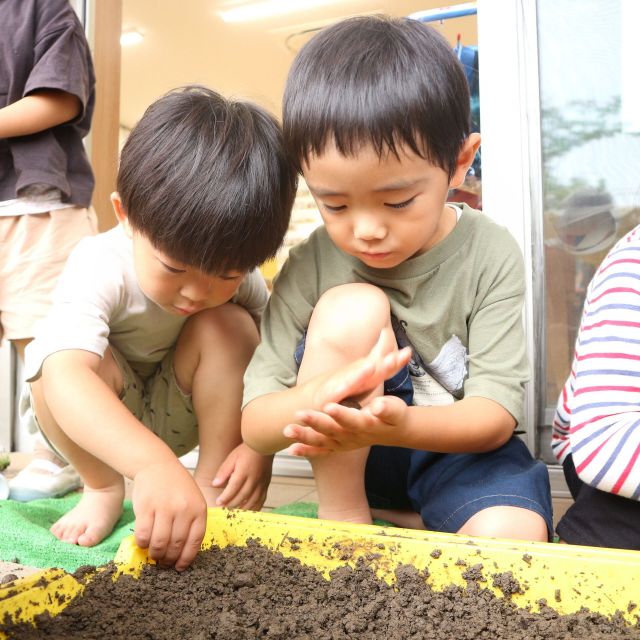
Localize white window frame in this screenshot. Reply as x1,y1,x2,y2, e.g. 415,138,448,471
478,0,568,496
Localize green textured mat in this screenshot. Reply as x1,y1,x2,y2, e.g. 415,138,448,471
0,494,135,573
270,501,319,518
0,498,392,574
0,499,318,574
271,501,394,527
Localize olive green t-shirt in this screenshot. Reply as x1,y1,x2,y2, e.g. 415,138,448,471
243,204,529,427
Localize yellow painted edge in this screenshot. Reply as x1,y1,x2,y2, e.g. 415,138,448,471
0,568,84,638
119,508,640,624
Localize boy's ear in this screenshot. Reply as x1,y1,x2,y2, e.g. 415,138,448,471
111,192,133,238
449,133,481,190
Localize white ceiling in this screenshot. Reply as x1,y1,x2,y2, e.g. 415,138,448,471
120,0,478,130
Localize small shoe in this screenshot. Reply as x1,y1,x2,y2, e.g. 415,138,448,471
8,459,83,502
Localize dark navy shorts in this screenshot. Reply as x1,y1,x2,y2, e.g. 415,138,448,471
365,439,553,538
294,334,553,539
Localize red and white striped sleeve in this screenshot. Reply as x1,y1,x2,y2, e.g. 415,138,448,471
552,225,640,500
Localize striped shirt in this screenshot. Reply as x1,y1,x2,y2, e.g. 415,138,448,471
552,224,640,500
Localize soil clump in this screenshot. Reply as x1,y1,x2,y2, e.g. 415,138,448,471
1,539,638,639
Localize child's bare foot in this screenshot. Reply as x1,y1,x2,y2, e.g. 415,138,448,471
50,484,125,547
318,504,373,525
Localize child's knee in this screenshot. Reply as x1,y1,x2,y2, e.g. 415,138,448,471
458,506,549,542
308,283,390,346
178,304,259,361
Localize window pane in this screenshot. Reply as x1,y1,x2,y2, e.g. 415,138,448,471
537,0,640,462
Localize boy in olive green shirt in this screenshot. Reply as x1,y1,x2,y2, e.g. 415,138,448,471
242,16,552,541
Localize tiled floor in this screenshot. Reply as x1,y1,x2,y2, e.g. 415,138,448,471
1,452,572,579
263,474,318,511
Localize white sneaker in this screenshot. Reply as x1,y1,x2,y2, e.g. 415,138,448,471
8,458,83,502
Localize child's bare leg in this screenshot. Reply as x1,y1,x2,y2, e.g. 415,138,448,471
311,448,371,523
173,304,259,506
298,284,394,524
458,506,548,542
30,349,125,546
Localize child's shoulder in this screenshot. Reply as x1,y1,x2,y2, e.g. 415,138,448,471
273,225,348,291
282,225,341,271
288,225,334,258
458,204,521,254
67,225,128,262
60,225,131,293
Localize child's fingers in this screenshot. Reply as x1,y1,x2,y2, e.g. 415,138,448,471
283,424,336,449
380,346,412,377
159,516,195,569
216,470,246,506
323,403,369,432
221,477,255,508
367,395,404,423
288,442,332,457
245,485,268,511
146,514,173,566
332,360,376,400
293,409,343,437
212,457,235,488
174,513,207,572
242,482,268,511
133,508,155,551
333,342,411,403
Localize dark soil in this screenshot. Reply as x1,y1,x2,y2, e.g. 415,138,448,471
1,539,639,639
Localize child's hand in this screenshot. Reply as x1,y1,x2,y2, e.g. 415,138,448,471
211,443,273,511
311,330,412,410
284,394,409,456
132,460,207,571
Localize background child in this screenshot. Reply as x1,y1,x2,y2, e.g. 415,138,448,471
552,224,640,550
20,85,297,570
242,15,552,542
1,0,97,500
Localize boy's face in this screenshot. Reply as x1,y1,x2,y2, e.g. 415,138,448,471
111,194,245,316
302,136,479,269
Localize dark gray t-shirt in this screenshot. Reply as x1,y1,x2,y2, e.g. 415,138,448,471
0,0,95,206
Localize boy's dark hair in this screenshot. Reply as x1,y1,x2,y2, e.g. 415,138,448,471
117,85,297,273
283,15,470,178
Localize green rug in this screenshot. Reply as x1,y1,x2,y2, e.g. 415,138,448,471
272,501,394,528
0,498,321,573
0,498,392,574
0,494,135,573
271,501,319,518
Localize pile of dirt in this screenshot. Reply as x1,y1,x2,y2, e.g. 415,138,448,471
1,539,639,639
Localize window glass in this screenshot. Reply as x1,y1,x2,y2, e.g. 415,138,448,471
537,0,640,461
